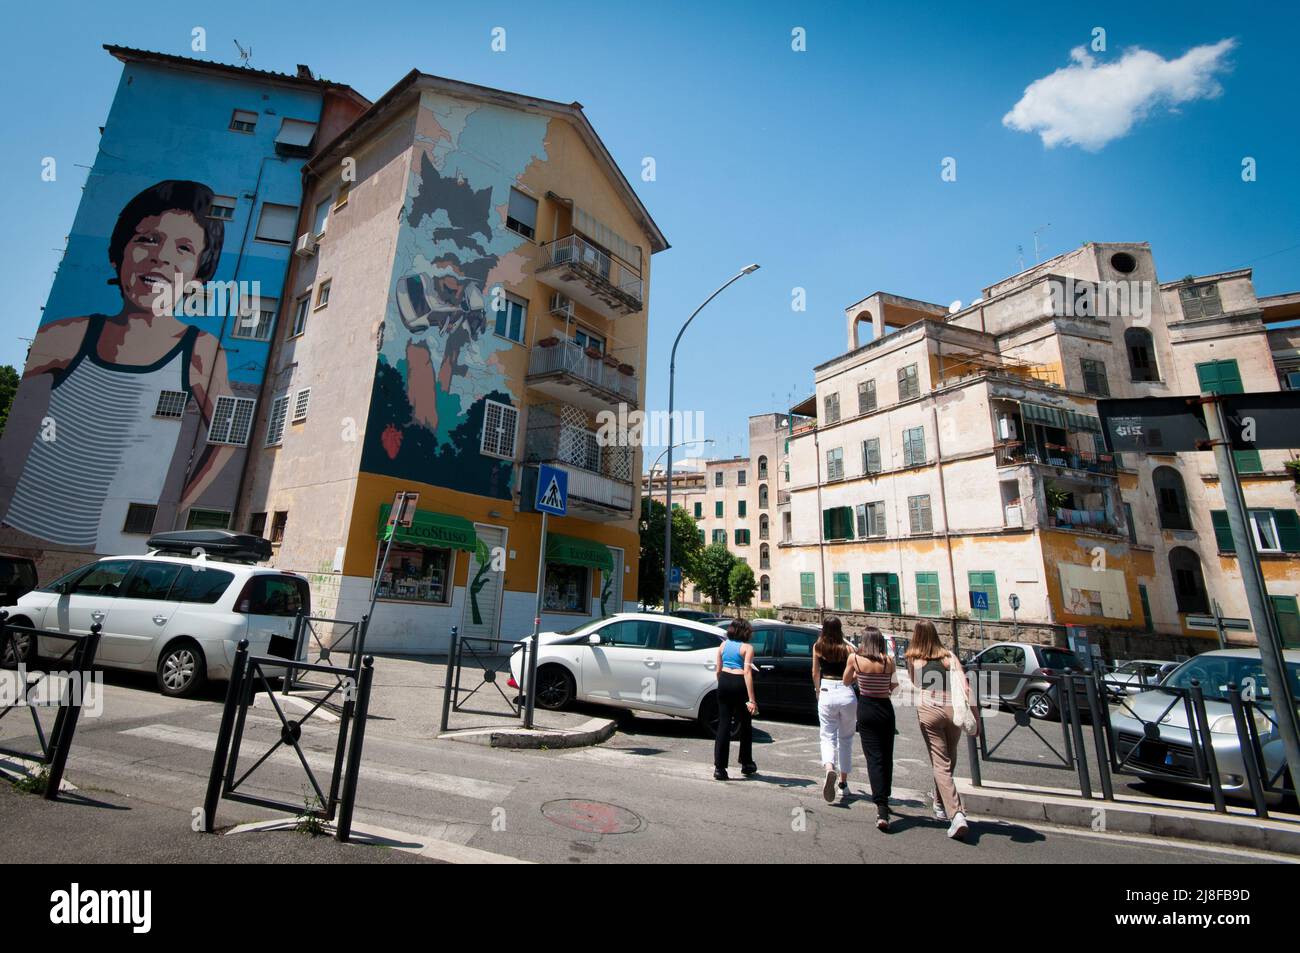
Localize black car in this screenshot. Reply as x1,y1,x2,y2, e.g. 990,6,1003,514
746,620,824,717
0,553,37,606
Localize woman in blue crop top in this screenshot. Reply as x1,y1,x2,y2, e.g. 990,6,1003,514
713,619,758,781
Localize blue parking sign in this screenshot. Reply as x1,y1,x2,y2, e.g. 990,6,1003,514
669,566,682,590
535,464,568,516
969,590,989,612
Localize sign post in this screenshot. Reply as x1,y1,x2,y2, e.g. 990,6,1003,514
527,465,568,729
1186,601,1252,651
969,590,989,650
1009,593,1020,641
368,491,418,625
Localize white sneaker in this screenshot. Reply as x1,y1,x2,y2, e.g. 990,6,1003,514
822,769,837,803
947,811,969,840
933,802,948,822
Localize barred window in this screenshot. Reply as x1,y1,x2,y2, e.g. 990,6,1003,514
480,400,518,459
155,390,188,419
292,388,311,423
265,394,289,447
208,396,257,446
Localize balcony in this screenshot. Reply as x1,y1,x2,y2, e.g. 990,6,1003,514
524,408,635,520
994,440,1117,476
536,234,643,318
1047,507,1118,535
526,337,638,413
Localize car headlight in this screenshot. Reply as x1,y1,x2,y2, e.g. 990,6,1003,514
1210,711,1274,736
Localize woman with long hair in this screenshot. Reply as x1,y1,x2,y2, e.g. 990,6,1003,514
713,618,758,780
812,616,856,802
905,620,973,840
844,626,898,831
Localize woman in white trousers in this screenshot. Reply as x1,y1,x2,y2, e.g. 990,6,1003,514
812,616,857,802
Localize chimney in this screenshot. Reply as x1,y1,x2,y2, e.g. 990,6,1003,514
296,64,314,80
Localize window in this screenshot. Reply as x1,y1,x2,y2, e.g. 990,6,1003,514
122,504,157,535
822,506,854,541
333,184,351,211
714,471,724,488
760,575,771,602
1213,509,1300,554
1179,283,1223,320
311,198,331,239
270,511,288,543
186,508,230,530
668,625,719,652
292,388,311,423
715,501,723,518
862,573,901,613
759,514,769,539
1080,359,1110,397
697,528,706,544
239,574,310,616
1235,449,1263,473
1271,596,1300,649
968,571,1000,620
124,562,182,600
800,572,816,608
290,295,310,337
210,195,236,221
1125,327,1159,382
493,294,527,344
314,280,332,310
154,390,188,419
169,567,235,604
757,456,768,479
738,470,747,486
1251,510,1282,552
902,427,926,467
254,202,298,244
72,560,134,596
823,392,840,425
758,484,769,508
858,379,877,414
274,118,317,154
908,494,933,534
265,394,289,447
898,364,919,401
1169,547,1208,614
233,296,277,341
738,500,747,518
1152,466,1191,530
1195,359,1243,395
916,572,941,616
866,501,886,537
207,396,256,446
480,400,518,459
712,529,726,544
229,109,258,133
759,543,770,569
378,544,453,604
862,437,881,475
694,502,702,518
596,619,660,648
249,512,267,537
826,447,844,481
574,327,604,353
506,188,538,240
833,573,851,611
782,511,792,542
1110,252,1138,274
735,529,750,546
1124,502,1137,545
783,628,817,657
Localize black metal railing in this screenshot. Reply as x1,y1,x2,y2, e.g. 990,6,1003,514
283,613,369,699
438,626,530,732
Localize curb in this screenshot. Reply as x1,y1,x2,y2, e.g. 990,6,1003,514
437,716,616,749
959,781,1300,856
224,818,531,864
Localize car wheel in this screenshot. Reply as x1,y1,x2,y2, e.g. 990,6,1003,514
1,617,38,669
1026,689,1057,720
534,665,575,710
157,640,207,698
698,693,743,739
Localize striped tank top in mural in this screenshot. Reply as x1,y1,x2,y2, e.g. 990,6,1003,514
6,315,198,549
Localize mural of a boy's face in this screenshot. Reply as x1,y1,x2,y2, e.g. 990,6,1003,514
118,210,207,314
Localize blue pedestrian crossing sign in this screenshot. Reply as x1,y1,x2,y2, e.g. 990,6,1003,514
969,590,990,612
535,464,568,516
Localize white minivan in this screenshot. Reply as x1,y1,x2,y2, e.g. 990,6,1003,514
0,532,310,698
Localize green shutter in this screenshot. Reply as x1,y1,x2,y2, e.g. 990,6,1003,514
886,573,901,614
1271,596,1300,648
1210,510,1234,552
800,572,816,608
1234,450,1263,473
833,573,851,610
916,572,941,616
1275,510,1300,553
715,501,723,517
738,500,747,517
694,502,702,518
968,570,1000,621
1138,584,1154,633
1196,359,1243,395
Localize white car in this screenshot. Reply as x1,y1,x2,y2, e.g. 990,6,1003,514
0,532,310,698
509,613,731,734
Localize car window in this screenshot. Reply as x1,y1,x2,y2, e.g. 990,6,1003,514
71,560,135,597
749,627,774,657
123,562,183,600
1005,646,1026,669
976,646,1005,665
167,567,236,605
1038,648,1080,670
667,625,719,652
39,563,95,594
1164,655,1300,705
240,575,310,617
598,620,661,648
781,629,816,658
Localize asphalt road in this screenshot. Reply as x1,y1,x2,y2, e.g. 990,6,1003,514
0,658,1286,864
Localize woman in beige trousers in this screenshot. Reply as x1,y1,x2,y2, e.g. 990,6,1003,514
905,621,974,841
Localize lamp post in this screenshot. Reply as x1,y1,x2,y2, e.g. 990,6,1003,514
646,440,714,609
663,265,760,610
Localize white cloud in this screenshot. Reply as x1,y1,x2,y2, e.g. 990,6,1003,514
1003,39,1236,150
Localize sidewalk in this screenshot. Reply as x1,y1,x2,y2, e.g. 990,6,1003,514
958,777,1300,856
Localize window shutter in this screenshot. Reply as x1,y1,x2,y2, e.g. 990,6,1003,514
1275,510,1300,553
886,573,901,614
1210,510,1234,552
1234,450,1263,473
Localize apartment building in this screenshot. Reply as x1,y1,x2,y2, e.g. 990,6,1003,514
778,242,1300,652
237,70,667,652
0,46,367,577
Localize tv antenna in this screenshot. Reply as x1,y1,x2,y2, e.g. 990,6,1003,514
1033,223,1051,264
1016,244,1024,272
233,39,253,67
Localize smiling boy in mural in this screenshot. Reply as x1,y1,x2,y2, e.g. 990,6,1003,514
3,180,236,550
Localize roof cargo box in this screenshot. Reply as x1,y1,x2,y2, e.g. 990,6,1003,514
146,530,273,564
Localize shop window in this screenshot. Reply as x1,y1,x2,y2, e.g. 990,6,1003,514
544,562,590,613
377,544,453,604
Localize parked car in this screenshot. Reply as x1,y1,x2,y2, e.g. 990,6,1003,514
0,553,38,605
1104,659,1180,697
746,620,826,717
668,609,717,622
0,531,310,697
1109,649,1300,804
963,641,1089,720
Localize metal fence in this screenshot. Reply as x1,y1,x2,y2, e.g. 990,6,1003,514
438,626,531,732
283,613,369,698
0,613,102,799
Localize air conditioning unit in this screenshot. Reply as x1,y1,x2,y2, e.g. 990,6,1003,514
294,233,318,258
550,293,574,319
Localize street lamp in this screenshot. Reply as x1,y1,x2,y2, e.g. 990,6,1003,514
647,439,715,489
663,264,760,610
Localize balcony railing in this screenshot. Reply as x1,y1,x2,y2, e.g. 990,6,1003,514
994,441,1117,476
524,417,635,516
1048,507,1117,535
537,234,643,316
526,337,638,407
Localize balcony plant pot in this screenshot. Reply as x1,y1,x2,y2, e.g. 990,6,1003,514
539,336,560,348
584,346,602,360
618,363,634,376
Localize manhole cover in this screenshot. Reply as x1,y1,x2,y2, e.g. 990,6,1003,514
542,799,643,834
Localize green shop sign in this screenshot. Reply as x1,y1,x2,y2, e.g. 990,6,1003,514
377,504,478,552
546,533,614,573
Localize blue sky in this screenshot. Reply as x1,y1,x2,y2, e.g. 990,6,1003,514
3,1,1297,461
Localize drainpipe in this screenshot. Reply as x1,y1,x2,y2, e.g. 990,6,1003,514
811,422,827,624
930,398,960,650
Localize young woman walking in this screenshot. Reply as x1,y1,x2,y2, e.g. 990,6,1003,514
812,617,856,802
905,621,974,840
713,619,758,780
844,627,898,830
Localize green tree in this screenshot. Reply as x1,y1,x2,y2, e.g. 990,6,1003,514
0,365,18,438
694,543,737,608
728,561,757,608
637,497,703,608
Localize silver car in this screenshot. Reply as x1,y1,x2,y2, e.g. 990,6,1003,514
1103,659,1180,697
1108,648,1300,804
